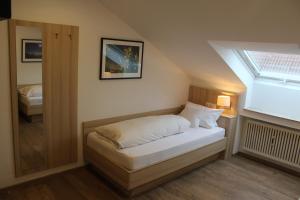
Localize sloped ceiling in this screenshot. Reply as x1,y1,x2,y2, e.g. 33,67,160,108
99,0,300,92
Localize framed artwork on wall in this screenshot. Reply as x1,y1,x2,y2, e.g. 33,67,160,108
100,38,144,80
22,39,42,62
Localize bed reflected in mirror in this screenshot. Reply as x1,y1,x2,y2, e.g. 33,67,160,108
16,25,47,175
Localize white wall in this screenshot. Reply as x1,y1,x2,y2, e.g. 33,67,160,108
100,0,300,93
207,41,257,153
0,0,190,188
248,81,300,122
16,26,42,85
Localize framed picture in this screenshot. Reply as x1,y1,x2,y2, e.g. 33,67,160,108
22,39,42,62
100,38,144,80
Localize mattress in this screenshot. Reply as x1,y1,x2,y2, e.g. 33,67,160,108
20,95,43,106
87,127,225,171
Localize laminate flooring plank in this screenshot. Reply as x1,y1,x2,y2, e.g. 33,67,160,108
1,156,300,200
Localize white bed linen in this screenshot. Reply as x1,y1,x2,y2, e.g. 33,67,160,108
18,85,42,97
20,95,43,106
94,115,191,149
87,127,225,171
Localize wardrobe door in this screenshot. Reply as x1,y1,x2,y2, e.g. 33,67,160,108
44,24,78,168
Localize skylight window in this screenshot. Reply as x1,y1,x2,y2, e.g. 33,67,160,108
239,50,300,83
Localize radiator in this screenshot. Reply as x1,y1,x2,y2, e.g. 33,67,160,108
241,119,300,169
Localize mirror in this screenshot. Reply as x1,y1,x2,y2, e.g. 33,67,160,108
15,25,47,175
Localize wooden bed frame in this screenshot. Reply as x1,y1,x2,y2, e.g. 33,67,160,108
83,106,237,197
19,101,43,122
19,97,43,115
17,84,43,122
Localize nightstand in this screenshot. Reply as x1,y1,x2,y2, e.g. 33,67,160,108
218,114,237,159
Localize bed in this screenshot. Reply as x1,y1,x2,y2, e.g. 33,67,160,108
17,84,43,121
87,126,225,171
83,106,237,197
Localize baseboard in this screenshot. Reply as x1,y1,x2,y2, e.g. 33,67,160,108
0,162,83,190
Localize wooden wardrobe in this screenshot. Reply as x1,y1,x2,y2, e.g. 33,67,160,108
9,19,79,176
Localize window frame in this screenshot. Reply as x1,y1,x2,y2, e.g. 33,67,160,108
236,50,300,84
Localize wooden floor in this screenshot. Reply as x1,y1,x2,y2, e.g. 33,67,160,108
19,116,47,175
1,156,299,200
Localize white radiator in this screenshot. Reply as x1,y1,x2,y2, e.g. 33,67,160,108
241,119,300,169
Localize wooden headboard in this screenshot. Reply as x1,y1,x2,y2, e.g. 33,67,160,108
17,83,42,89
189,85,238,116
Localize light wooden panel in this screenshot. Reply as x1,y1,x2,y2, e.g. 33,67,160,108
44,23,78,168
189,85,239,116
69,26,79,163
8,19,21,177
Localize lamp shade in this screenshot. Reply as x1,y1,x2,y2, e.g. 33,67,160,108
217,95,231,107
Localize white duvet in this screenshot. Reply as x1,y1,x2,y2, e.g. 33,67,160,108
94,115,191,149
18,85,42,97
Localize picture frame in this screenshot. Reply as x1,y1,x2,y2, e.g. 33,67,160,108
22,39,42,63
100,38,144,80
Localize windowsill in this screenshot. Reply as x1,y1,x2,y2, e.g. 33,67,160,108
221,113,237,119
241,108,300,130
244,107,300,122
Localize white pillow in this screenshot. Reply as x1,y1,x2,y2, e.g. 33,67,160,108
94,115,191,149
180,102,223,129
18,85,43,97
179,108,201,128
